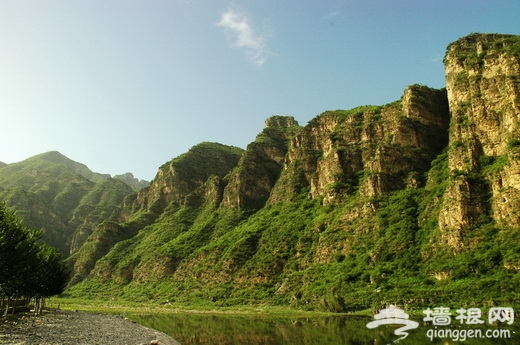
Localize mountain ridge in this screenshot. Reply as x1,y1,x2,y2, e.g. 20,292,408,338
1,151,150,189
2,33,519,311
64,33,520,310
0,151,148,256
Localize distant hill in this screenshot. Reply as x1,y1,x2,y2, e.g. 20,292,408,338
0,151,146,256
0,151,109,185
113,172,149,191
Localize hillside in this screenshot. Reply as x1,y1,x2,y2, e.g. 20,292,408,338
0,151,147,256
24,33,520,311
66,33,520,311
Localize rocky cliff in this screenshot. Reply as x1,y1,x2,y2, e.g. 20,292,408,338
439,34,520,251
222,116,301,209
269,85,449,205
63,33,520,310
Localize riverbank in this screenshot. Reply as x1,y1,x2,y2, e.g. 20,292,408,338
47,296,365,316
0,309,180,345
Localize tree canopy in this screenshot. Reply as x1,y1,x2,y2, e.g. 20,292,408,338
0,202,68,311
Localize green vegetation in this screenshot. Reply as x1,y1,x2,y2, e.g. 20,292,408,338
445,33,520,68
0,151,137,257
0,203,69,314
63,66,517,312
4,34,520,315
507,138,520,150
314,106,382,123
161,142,244,174
62,135,520,312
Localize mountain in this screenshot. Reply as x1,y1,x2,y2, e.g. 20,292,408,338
66,141,245,285
0,151,147,256
26,33,520,311
113,172,149,191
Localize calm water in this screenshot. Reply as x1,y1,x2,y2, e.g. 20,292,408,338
131,312,518,345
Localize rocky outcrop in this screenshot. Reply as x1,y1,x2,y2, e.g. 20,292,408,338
222,116,300,209
445,34,519,163
113,172,149,191
115,142,244,221
440,33,520,247
270,85,449,204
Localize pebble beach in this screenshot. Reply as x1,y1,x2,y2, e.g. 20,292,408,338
0,309,180,345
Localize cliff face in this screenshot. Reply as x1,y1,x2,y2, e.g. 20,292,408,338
113,142,244,220
440,33,520,248
222,116,300,209
66,33,520,311
269,85,449,205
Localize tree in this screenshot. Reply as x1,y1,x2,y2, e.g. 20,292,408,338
31,244,70,313
0,202,69,314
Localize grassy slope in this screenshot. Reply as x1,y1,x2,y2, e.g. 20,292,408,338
65,148,520,311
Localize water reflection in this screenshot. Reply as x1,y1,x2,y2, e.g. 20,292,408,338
131,312,517,345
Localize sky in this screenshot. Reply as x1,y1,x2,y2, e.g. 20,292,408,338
1,1,519,181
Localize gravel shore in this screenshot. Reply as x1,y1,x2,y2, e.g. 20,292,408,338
0,309,180,345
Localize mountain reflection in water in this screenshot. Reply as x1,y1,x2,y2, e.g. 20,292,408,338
131,313,517,345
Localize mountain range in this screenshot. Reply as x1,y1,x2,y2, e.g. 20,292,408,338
0,151,148,256
1,33,519,311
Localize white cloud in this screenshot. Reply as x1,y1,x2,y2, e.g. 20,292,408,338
322,11,341,20
216,8,272,66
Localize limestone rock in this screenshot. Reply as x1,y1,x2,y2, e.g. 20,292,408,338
270,85,449,204
222,116,300,209
440,33,520,246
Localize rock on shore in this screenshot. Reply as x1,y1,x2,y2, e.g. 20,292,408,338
0,309,180,345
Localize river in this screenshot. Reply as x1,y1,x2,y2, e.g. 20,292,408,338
131,312,518,344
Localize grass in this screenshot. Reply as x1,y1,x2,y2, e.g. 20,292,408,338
46,296,364,317
46,296,466,321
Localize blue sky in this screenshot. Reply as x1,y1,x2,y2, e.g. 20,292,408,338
1,1,519,181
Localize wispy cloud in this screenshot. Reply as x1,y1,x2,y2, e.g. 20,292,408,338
322,11,341,20
431,55,443,63
216,8,272,66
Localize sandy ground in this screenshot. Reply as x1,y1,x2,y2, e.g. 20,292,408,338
0,309,181,345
